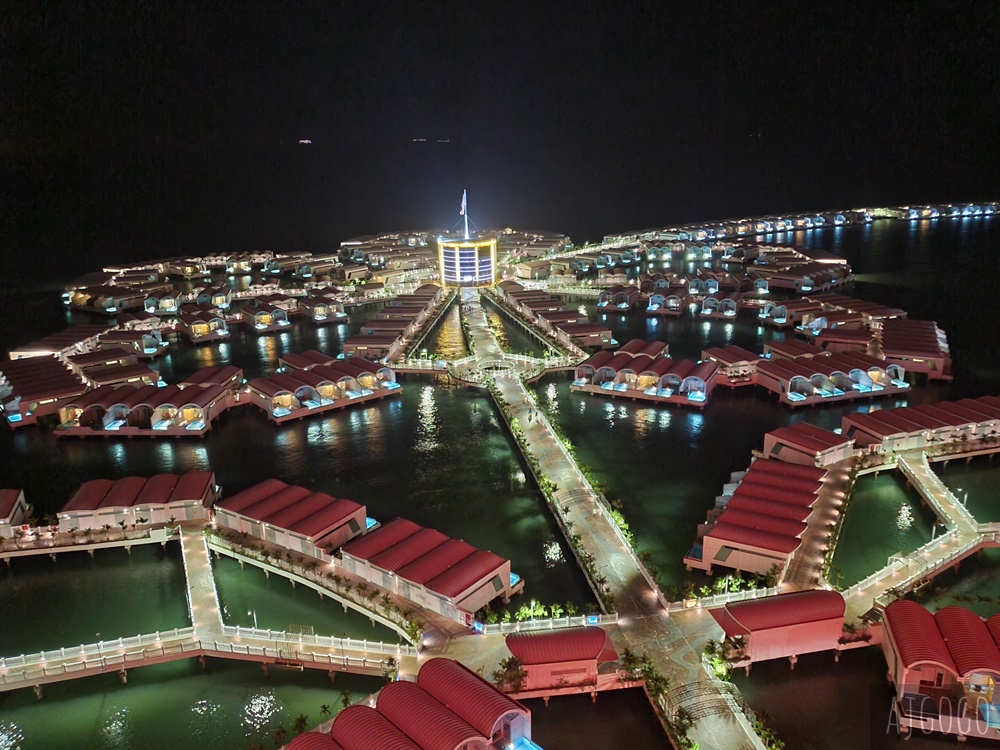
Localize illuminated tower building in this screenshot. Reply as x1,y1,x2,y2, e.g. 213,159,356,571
438,190,497,287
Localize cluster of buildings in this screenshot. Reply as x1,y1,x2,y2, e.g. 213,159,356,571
248,355,400,423
342,283,447,361
287,658,541,750
214,481,521,627
55,365,242,437
684,457,832,576
56,470,218,532
494,281,613,351
572,340,719,407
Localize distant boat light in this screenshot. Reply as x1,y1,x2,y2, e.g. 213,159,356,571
298,139,312,145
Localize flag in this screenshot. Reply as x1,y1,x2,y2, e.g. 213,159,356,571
460,190,467,216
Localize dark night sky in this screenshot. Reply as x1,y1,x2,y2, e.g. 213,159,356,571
3,0,1000,275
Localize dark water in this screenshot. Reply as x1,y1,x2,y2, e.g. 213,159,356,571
932,455,1000,523
2,217,1000,749
523,689,673,750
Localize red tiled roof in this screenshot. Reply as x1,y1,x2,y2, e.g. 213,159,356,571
62,479,115,512
342,518,422,560
376,681,486,749
285,733,344,750
396,539,477,585
135,474,179,506
934,606,1000,677
167,471,214,505
884,600,957,673
329,705,421,750
0,489,24,520
712,590,844,635
369,528,449,572
425,549,507,599
417,659,528,738
217,479,289,513
706,522,801,554
506,626,618,665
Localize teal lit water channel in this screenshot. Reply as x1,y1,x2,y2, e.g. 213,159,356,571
3,216,1000,749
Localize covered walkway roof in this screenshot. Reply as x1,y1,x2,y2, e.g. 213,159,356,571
506,626,618,665
711,589,845,638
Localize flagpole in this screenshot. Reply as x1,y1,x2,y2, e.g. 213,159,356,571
463,189,470,239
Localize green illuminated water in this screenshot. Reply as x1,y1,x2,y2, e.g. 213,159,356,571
0,545,188,656
212,555,401,641
830,473,936,587
0,660,381,750
931,455,1000,523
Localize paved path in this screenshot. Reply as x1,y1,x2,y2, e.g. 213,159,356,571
460,290,766,750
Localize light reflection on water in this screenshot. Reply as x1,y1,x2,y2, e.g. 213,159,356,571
0,720,25,750
100,707,135,748
416,385,440,453
242,690,280,734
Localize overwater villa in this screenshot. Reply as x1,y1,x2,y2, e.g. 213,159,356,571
881,600,1000,742
297,294,348,324
214,479,370,558
57,382,230,436
700,291,743,318
288,658,541,750
597,284,640,311
82,362,161,389
702,345,761,386
685,459,828,576
340,517,524,626
760,422,855,467
880,318,954,382
241,302,290,333
57,470,217,532
98,329,169,359
179,310,229,344
224,254,253,275
504,626,620,696
194,285,233,309
64,347,137,376
164,258,210,279
143,288,182,315
755,351,908,406
710,589,846,671
646,286,692,316
841,395,1000,453
1,355,87,428
758,299,824,328
0,488,29,537
572,342,718,407
247,359,399,422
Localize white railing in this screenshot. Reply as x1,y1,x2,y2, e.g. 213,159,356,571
912,453,978,528
481,613,618,635
841,528,983,600
663,585,782,613
0,627,197,671
219,625,415,657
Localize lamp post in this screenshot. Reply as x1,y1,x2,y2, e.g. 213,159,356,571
248,610,258,630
